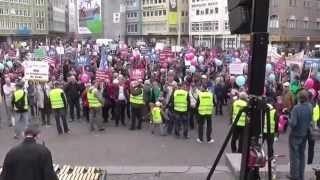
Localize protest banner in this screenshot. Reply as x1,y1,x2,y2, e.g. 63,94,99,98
229,63,244,75
24,61,49,81
130,69,145,80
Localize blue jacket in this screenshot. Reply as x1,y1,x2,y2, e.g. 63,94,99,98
289,102,312,137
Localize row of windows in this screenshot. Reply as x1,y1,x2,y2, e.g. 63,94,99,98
195,7,219,15
35,0,45,5
0,0,31,4
36,23,46,30
142,0,166,5
143,10,166,17
125,0,137,6
127,23,138,33
2,8,32,17
191,21,229,32
35,11,46,18
0,21,32,30
269,15,320,30
127,11,138,18
143,23,167,32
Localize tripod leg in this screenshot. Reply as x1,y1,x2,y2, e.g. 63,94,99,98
266,108,272,180
206,108,247,180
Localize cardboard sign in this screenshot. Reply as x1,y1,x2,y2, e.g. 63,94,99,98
96,70,112,82
24,61,49,81
229,63,243,75
130,69,145,80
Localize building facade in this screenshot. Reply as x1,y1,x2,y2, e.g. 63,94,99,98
48,0,66,36
141,0,189,46
125,0,143,45
268,0,320,50
0,0,49,43
102,0,126,41
189,0,239,49
67,0,77,35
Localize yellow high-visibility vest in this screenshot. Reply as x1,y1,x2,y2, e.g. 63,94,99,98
130,90,144,105
232,99,247,126
49,88,64,109
174,89,188,112
152,107,162,124
264,104,276,133
313,104,320,124
198,91,214,115
14,89,28,110
87,89,102,108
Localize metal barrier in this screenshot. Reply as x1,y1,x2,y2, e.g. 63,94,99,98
0,165,107,180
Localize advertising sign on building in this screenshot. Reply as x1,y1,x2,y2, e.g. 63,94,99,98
78,0,102,34
24,61,49,81
168,0,177,25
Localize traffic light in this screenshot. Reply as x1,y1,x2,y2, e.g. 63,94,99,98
228,0,252,34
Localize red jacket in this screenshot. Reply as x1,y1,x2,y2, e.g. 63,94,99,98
81,90,89,107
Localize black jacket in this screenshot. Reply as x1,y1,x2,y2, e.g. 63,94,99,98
0,138,58,180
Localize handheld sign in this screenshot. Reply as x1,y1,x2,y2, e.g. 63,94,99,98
24,61,49,81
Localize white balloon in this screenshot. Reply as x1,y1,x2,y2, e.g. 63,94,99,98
107,55,113,61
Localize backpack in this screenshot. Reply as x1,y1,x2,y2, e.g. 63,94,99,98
14,92,26,111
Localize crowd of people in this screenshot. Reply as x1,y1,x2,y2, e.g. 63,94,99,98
0,39,319,180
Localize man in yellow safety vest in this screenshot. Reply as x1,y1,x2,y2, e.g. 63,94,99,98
169,82,190,139
230,92,248,153
129,80,145,130
196,86,216,143
49,81,69,135
263,102,277,157
11,80,29,139
87,81,105,132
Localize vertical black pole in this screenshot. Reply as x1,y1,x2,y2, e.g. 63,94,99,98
239,0,270,179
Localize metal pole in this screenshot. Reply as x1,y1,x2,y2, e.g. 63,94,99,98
177,0,181,46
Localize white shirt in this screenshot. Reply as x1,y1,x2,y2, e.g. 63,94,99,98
3,83,15,105
118,86,126,101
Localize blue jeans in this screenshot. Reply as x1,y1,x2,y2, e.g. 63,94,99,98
14,112,29,137
289,135,307,180
174,112,188,138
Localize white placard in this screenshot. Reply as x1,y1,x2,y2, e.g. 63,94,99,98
229,63,243,75
24,61,49,81
56,46,65,55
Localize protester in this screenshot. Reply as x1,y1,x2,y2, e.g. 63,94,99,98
49,81,69,135
87,80,105,131
288,90,312,180
11,80,29,139
230,92,248,153
64,76,81,122
129,80,145,130
196,86,215,143
2,77,14,127
150,101,165,136
36,82,51,126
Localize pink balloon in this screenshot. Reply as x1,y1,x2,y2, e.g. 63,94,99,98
200,51,206,56
234,51,240,58
304,78,314,89
186,53,194,61
191,59,197,66
80,73,89,83
129,56,134,62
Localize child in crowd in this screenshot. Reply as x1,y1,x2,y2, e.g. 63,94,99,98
150,101,165,136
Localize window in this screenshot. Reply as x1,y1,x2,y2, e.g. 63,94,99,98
155,10,158,16
289,0,296,7
191,23,200,32
181,11,184,16
159,10,162,16
185,11,188,16
213,21,219,31
150,11,153,16
304,20,309,29
146,11,149,16
196,9,200,15
317,21,320,30
287,19,296,29
304,1,311,7
215,7,219,14
272,0,279,7
269,15,279,28
142,0,145,4
163,10,166,15
134,24,137,32
224,21,229,30
205,8,209,14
